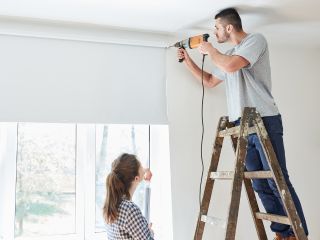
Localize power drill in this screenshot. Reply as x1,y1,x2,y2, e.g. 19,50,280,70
170,33,210,62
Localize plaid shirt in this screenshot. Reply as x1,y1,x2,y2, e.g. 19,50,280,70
106,199,154,240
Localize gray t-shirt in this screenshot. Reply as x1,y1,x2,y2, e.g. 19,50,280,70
212,33,279,121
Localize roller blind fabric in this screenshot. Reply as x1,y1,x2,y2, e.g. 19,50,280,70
0,35,167,124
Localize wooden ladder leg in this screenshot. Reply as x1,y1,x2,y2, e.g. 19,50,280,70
228,123,268,240
243,178,268,240
253,111,308,240
194,116,228,240
225,107,252,240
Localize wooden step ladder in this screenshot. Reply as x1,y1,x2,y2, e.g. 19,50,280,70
194,107,308,240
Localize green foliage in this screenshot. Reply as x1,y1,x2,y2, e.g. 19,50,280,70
28,201,66,216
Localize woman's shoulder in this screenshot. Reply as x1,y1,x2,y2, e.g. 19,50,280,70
113,200,141,226
119,199,140,212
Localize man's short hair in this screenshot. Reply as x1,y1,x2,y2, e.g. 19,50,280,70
215,8,242,31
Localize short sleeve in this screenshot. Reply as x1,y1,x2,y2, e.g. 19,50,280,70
233,33,267,68
212,66,226,81
125,204,154,240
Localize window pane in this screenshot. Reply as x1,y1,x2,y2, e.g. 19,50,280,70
95,125,149,232
15,123,76,238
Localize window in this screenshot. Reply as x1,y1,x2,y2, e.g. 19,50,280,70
0,123,173,240
15,123,76,238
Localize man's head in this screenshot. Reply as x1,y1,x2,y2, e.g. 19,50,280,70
214,8,243,43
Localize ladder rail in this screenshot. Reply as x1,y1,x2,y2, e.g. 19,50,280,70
224,107,252,240
253,112,308,240
228,129,268,240
194,116,228,240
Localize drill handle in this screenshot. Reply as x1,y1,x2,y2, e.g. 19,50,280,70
178,46,185,63
203,33,210,42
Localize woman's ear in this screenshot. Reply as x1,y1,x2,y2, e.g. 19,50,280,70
134,175,140,182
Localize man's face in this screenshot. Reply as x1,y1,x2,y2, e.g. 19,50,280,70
214,18,230,43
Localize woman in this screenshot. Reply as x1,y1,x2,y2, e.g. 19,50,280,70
103,153,154,240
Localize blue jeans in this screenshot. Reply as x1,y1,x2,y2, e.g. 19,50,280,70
234,114,308,237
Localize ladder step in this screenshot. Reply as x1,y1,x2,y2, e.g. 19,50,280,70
218,126,256,137
210,171,272,180
200,215,226,228
244,171,273,179
210,171,234,179
255,212,291,225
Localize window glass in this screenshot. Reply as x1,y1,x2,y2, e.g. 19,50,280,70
15,123,76,238
95,125,149,232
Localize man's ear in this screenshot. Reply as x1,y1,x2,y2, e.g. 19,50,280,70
226,24,233,33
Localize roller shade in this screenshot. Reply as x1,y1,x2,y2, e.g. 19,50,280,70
0,34,167,124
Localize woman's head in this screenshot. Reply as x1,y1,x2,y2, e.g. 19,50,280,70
103,153,143,223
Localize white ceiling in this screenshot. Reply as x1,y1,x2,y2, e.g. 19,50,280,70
0,0,320,45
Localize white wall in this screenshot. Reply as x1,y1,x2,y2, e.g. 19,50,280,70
268,44,320,239
166,40,320,239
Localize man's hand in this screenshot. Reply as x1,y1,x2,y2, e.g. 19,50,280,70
198,42,216,55
144,168,152,181
177,48,191,63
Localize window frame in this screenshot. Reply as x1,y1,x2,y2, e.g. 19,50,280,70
1,123,85,240
0,123,18,240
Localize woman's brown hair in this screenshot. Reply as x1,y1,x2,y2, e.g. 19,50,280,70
103,153,141,223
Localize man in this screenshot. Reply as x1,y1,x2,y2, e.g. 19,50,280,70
177,8,308,240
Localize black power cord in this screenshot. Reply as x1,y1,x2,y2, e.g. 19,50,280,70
148,125,151,169
199,54,206,218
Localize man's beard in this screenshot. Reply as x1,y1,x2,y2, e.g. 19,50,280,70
217,30,230,43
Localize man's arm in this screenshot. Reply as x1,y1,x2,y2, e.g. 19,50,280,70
199,42,249,73
177,48,223,88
